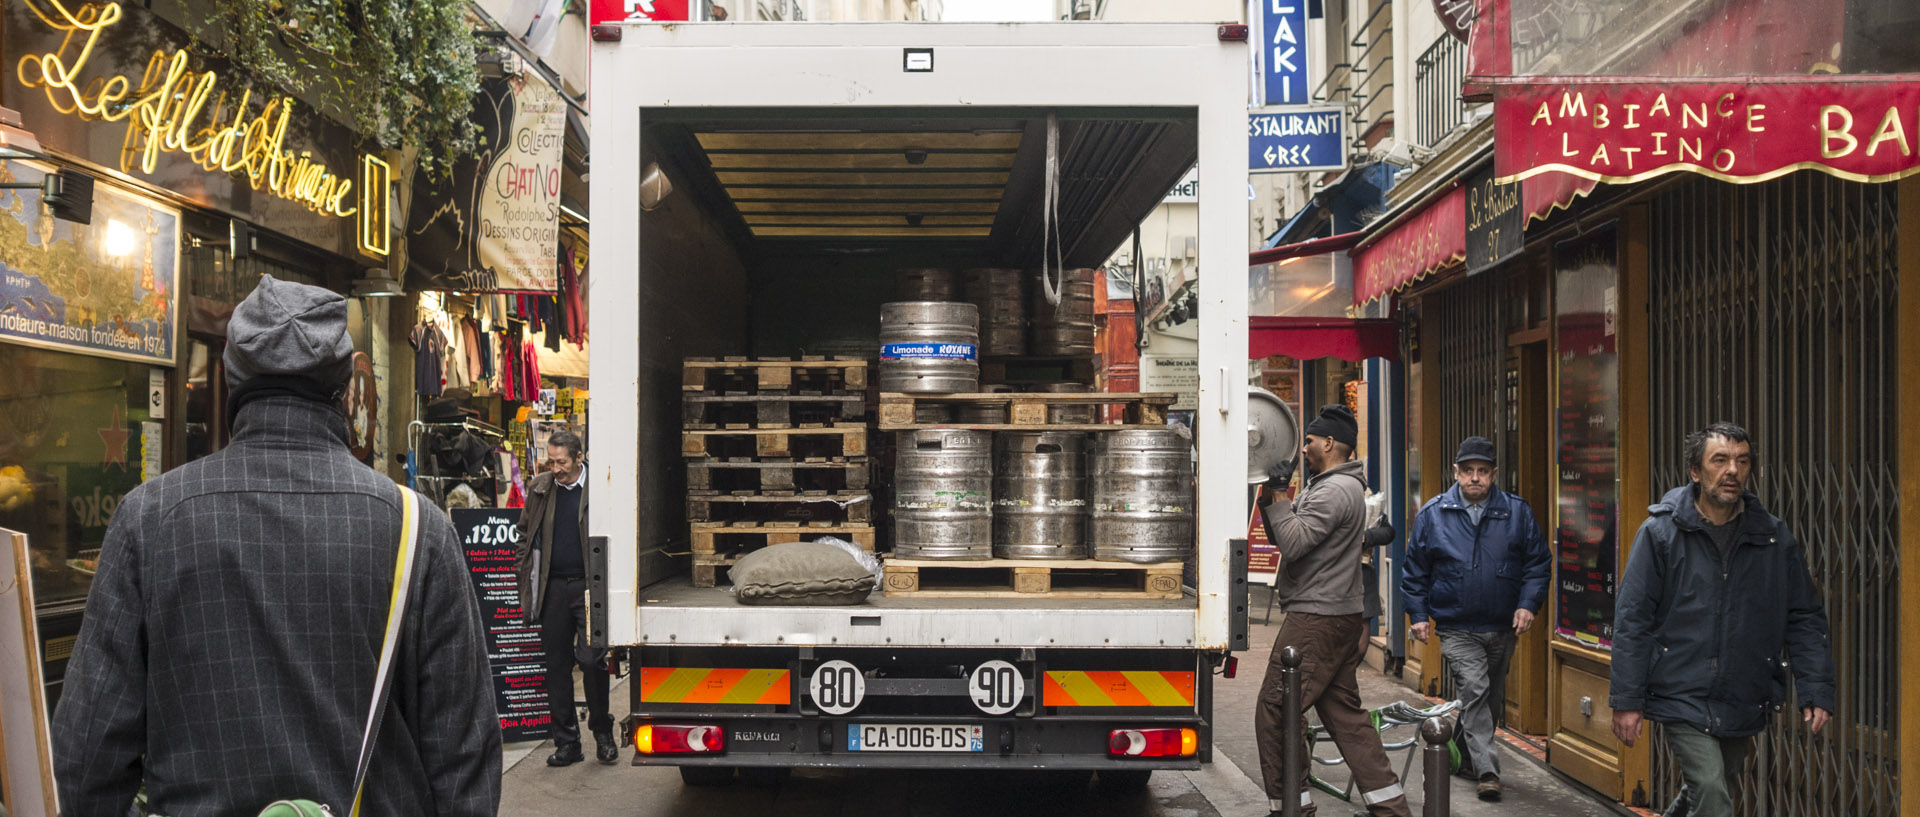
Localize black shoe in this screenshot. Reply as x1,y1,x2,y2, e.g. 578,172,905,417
595,730,619,765
547,742,585,767
1477,773,1503,802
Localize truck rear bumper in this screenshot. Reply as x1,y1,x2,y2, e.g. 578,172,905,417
627,714,1204,771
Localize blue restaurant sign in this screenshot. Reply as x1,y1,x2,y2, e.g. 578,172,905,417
1248,107,1349,175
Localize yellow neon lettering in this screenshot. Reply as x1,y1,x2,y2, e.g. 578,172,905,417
17,0,364,223
1866,106,1910,157
1821,105,1859,158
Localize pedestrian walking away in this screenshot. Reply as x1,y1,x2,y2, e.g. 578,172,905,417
51,275,502,817
1254,404,1412,817
515,429,619,766
1399,435,1551,802
1608,422,1835,817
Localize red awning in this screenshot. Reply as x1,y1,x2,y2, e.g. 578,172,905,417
1352,185,1467,306
1523,170,1597,225
1248,231,1364,266
1250,317,1400,362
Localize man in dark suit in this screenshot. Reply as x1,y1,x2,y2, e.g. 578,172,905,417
515,429,615,766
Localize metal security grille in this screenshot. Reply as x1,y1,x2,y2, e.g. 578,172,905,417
1645,173,1900,816
1431,272,1505,464
1425,270,1505,701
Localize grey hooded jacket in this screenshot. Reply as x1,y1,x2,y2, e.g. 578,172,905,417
1260,459,1370,615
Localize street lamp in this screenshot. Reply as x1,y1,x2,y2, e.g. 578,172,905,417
0,105,94,224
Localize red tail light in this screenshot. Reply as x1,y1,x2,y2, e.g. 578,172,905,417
1108,727,1198,758
635,723,726,754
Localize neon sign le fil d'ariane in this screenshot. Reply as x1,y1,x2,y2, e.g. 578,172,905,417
15,0,391,256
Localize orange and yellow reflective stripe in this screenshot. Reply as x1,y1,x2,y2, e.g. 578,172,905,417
1042,671,1195,707
639,668,791,705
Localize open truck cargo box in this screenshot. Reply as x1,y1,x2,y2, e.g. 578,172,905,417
588,22,1249,653
587,21,1254,776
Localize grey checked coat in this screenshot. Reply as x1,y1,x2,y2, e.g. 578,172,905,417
52,398,501,817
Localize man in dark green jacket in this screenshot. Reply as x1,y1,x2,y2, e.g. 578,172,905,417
1610,422,1834,817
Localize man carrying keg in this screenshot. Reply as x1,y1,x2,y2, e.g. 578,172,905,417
1254,405,1410,817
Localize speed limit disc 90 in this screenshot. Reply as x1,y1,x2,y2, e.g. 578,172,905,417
968,660,1024,715
809,660,865,715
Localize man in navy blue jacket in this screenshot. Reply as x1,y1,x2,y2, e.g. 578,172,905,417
1609,423,1833,817
1400,436,1550,802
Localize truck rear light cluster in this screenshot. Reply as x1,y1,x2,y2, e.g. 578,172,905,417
1108,727,1197,758
634,723,726,754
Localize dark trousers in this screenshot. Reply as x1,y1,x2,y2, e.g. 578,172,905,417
1438,629,1517,778
1256,612,1411,817
1662,723,1751,817
541,576,611,746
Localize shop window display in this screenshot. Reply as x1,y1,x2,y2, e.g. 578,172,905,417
0,344,154,606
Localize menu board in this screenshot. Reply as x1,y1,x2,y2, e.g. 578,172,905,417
453,508,552,742
1552,224,1620,649
1247,497,1279,587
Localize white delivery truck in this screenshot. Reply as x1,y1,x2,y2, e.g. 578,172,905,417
585,20,1254,787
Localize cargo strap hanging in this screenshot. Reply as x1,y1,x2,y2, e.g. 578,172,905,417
1039,110,1064,310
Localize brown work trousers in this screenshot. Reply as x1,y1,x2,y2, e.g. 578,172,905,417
1256,612,1411,817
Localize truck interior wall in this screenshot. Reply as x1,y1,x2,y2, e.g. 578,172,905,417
745,247,998,356
636,147,752,586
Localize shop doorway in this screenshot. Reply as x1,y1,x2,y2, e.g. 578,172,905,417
1501,337,1550,738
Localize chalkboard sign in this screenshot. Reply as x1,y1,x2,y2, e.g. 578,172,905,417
1552,225,1620,649
453,508,552,743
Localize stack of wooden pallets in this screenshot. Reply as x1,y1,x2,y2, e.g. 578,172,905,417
682,356,875,587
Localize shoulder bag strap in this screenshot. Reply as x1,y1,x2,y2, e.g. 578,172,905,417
348,483,425,817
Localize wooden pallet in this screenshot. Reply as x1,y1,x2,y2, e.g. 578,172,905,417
687,457,870,493
682,393,866,429
687,492,872,524
683,356,868,394
877,392,1174,430
681,424,868,458
689,523,878,587
880,557,1184,599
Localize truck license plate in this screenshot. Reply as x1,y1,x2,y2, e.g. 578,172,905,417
847,724,984,752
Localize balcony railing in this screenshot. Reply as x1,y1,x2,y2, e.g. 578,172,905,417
1415,34,1467,148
